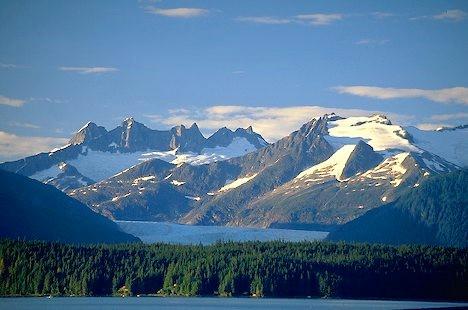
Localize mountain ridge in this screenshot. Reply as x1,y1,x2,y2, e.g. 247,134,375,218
1,113,465,233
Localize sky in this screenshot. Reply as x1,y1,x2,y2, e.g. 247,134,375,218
0,0,467,161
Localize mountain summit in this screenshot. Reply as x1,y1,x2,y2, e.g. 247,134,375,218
0,117,269,185
0,114,465,236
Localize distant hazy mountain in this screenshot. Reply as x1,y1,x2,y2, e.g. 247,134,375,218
327,169,468,248
0,117,268,189
0,169,139,244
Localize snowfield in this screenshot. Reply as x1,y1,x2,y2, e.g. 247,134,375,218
116,221,328,245
326,115,419,153
34,137,260,182
405,126,467,167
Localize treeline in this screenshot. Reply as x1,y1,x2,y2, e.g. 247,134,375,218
0,239,467,300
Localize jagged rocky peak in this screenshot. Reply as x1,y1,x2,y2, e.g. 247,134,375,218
326,112,345,122
234,126,254,135
365,114,392,125
171,123,204,136
121,117,147,129
298,115,329,137
120,117,154,150
69,121,108,145
170,123,206,151
341,140,383,179
205,125,268,149
189,122,200,130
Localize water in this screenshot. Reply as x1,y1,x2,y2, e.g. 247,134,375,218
0,297,466,310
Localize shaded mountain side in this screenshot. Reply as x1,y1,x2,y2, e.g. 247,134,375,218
0,169,139,244
327,169,468,248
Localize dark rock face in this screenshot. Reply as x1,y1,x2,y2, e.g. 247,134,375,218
0,169,139,244
341,140,383,179
69,122,108,145
170,123,207,152
205,126,268,149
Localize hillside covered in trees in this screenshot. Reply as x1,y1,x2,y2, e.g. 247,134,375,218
327,169,468,247
0,239,467,300
0,170,139,244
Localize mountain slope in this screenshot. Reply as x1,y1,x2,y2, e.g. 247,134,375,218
69,114,460,228
327,169,468,247
0,118,268,188
71,117,334,223
405,125,467,167
0,169,139,244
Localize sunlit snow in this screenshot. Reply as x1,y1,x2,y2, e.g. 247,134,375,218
295,144,356,181
218,173,258,192
326,115,419,153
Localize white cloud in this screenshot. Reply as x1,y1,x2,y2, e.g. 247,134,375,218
145,6,209,18
295,13,343,25
0,131,68,162
354,39,389,45
429,112,468,121
433,9,467,21
0,62,19,69
333,86,468,105
411,9,467,22
145,105,408,142
371,12,394,19
0,95,26,107
236,16,292,25
236,13,343,26
59,67,118,74
29,97,67,104
9,122,40,129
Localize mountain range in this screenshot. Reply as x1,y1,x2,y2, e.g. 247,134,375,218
0,114,466,244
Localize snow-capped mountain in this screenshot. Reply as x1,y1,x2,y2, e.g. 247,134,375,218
0,118,269,189
1,113,465,230
67,113,463,228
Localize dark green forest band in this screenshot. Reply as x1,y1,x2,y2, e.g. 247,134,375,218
1,239,467,300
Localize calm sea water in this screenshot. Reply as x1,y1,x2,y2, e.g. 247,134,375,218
0,297,466,310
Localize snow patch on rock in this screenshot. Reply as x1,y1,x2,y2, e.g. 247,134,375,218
219,173,258,192
296,144,356,182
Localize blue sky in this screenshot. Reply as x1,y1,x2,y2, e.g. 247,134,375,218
0,0,467,161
